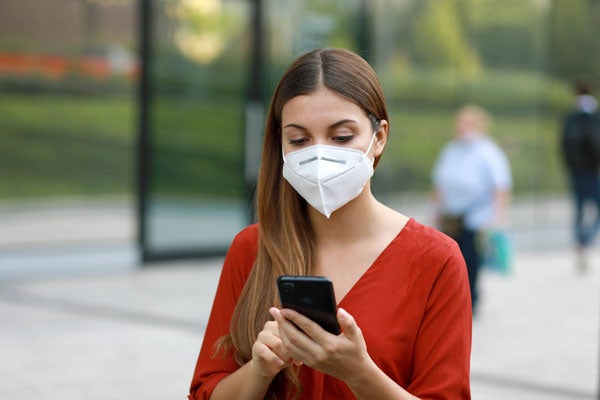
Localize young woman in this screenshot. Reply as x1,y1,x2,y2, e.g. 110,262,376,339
189,48,472,400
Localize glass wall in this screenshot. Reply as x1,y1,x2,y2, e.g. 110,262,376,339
142,0,251,259
141,0,600,259
0,0,137,271
369,0,567,200
141,0,375,259
261,0,600,202
0,0,137,198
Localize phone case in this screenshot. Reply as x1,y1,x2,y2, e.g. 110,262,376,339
277,275,341,335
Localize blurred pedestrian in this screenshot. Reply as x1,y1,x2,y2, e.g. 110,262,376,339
189,48,472,400
560,79,600,273
432,104,512,314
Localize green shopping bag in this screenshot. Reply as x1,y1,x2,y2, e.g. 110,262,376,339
482,230,513,275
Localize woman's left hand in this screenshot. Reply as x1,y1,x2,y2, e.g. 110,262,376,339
268,306,373,383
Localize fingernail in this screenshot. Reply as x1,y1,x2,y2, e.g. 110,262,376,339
338,308,349,320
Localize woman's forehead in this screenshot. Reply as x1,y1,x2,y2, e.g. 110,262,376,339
281,89,364,125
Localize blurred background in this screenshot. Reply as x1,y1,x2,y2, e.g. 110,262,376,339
1,0,599,399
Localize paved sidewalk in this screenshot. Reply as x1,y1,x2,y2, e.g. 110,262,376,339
0,195,598,399
0,249,597,399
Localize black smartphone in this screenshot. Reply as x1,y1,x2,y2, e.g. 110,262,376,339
276,275,341,335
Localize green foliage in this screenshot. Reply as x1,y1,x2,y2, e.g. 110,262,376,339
412,0,480,74
0,80,571,200
470,0,544,70
0,94,134,197
150,98,246,196
375,107,566,194
381,67,572,116
548,0,600,83
2,0,597,202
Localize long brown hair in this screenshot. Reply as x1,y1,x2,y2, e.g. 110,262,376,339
219,48,389,399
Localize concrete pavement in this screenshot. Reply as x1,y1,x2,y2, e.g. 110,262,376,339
0,196,598,399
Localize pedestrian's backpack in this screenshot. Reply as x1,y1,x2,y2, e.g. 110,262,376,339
563,111,600,170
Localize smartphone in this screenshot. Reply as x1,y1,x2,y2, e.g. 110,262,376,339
276,275,341,335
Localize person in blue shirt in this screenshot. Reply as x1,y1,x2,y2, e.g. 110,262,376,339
432,104,512,313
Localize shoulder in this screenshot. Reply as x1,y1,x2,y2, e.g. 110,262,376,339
439,140,460,157
230,223,259,251
403,218,452,242
477,137,508,162
221,224,259,278
391,220,469,307
400,219,463,269
433,141,460,171
478,136,502,151
406,219,468,285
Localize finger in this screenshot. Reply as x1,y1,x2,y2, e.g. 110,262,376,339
337,308,361,339
263,320,280,337
271,308,314,357
257,329,289,361
269,307,281,321
271,308,305,341
252,342,285,370
279,308,325,339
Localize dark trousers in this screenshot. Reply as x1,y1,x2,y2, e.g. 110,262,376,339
456,228,480,311
570,171,600,247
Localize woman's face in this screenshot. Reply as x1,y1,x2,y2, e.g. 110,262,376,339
281,88,386,158
454,112,474,138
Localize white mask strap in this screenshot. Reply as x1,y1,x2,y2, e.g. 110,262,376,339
365,132,378,161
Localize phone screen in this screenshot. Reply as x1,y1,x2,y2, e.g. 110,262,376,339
277,275,340,335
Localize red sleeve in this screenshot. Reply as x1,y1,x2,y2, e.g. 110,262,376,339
408,241,472,399
188,225,259,400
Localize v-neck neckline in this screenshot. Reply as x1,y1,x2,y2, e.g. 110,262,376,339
336,218,413,307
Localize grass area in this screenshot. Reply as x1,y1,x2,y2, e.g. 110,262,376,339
0,86,570,200
151,97,246,196
0,93,247,198
375,107,566,194
0,94,135,197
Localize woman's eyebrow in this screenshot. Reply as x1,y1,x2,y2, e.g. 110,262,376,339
283,119,359,131
283,123,308,131
327,119,359,130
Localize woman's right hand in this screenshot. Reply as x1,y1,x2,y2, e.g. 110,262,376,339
250,320,291,378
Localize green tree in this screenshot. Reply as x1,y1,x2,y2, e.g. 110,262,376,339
469,0,544,71
548,0,600,83
412,0,480,74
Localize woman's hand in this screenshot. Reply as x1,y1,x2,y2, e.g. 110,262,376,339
269,307,373,384
250,320,292,378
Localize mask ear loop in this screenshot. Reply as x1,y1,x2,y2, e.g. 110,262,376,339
366,114,381,164
364,131,378,165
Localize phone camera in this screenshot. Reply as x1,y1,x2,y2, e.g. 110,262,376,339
301,296,314,306
282,282,295,293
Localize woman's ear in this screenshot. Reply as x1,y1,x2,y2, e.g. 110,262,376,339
373,119,389,157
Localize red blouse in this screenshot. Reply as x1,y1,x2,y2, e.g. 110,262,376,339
189,219,472,399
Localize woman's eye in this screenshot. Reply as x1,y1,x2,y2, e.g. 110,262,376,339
289,137,308,145
332,135,354,143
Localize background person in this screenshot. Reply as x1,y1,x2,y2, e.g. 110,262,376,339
432,104,512,314
560,80,600,273
189,48,472,400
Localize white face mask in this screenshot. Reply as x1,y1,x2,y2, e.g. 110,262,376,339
282,134,377,218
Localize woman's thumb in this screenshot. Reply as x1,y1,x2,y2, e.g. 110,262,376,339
337,308,358,337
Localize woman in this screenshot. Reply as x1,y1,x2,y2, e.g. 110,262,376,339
432,104,512,313
189,48,471,400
